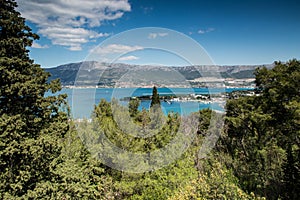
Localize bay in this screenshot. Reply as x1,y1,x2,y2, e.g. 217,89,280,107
53,87,252,119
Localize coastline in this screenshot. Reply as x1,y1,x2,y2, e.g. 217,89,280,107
62,85,256,89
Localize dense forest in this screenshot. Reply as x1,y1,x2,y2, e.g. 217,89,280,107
0,0,299,199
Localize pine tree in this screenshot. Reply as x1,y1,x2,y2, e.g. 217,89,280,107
0,0,68,198
222,60,300,199
150,86,160,108
282,144,300,200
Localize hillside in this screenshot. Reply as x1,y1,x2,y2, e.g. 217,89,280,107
45,61,273,87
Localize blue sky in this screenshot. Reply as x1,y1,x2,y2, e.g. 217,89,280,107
16,0,300,68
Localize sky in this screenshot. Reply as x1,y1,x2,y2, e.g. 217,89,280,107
15,0,300,68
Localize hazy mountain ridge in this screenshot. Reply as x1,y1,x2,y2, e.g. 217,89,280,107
45,61,274,87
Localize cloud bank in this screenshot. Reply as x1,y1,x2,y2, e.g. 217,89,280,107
92,44,143,55
16,0,131,51
89,44,143,62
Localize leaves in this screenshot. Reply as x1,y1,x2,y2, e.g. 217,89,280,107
0,0,69,198
223,59,300,199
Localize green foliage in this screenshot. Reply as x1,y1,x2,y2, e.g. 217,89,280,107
113,155,197,200
76,100,255,199
83,99,178,154
137,108,151,130
170,154,265,200
150,86,160,108
76,99,197,199
223,59,300,199
3,3,298,198
0,0,69,198
282,144,300,200
255,60,300,147
0,0,38,59
196,108,212,136
42,123,114,199
2,121,115,199
128,98,140,118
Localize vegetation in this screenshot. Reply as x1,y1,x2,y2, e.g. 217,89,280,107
128,98,140,118
0,0,70,198
1,1,299,199
220,60,300,200
0,1,109,198
150,86,161,108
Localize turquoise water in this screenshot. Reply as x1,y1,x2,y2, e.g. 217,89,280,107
54,87,252,118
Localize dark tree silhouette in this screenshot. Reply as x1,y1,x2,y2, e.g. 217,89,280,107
150,86,160,108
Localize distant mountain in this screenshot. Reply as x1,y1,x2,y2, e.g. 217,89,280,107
45,61,273,87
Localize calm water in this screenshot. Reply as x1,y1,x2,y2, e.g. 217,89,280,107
54,87,252,119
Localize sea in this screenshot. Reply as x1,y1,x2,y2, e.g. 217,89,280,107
53,87,252,119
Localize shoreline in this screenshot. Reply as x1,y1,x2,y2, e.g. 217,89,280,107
62,85,256,89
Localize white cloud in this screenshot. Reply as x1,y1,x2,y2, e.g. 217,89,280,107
38,27,107,51
198,28,215,34
118,55,139,61
16,0,130,50
31,41,49,49
148,32,168,39
92,44,144,55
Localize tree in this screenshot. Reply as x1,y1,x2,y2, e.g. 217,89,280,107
282,143,300,200
137,107,151,130
0,0,68,198
222,60,300,199
223,97,285,198
150,86,160,108
255,59,300,147
128,98,140,118
41,122,115,199
255,60,300,199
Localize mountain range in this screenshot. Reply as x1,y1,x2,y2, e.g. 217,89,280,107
45,61,273,87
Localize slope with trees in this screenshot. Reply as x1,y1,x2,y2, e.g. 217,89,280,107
221,60,300,199
0,1,112,199
1,1,299,199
